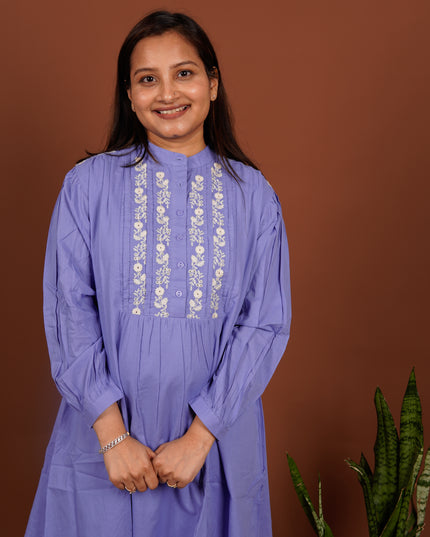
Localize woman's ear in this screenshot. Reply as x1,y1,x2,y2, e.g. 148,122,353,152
127,88,135,112
209,67,219,100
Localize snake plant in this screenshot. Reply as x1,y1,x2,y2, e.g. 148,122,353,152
286,453,334,536
346,368,430,537
287,369,430,537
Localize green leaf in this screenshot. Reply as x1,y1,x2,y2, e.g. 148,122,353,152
399,368,423,493
405,508,417,537
346,459,378,537
372,387,399,531
360,452,374,482
304,494,325,536
323,520,335,537
416,447,430,532
415,523,425,537
396,448,423,537
287,453,319,534
317,475,335,537
379,490,404,537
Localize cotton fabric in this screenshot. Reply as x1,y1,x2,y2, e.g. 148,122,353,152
25,143,291,537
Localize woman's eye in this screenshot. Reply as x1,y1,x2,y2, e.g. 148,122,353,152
178,70,192,78
139,75,156,84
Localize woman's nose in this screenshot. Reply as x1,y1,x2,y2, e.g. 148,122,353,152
158,79,177,102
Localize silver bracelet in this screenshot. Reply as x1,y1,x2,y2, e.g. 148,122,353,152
99,432,130,454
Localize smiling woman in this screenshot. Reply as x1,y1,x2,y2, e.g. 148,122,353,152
24,10,291,537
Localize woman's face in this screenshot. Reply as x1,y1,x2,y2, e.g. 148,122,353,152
127,31,218,155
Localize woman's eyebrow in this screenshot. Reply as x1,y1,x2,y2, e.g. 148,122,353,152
133,60,199,77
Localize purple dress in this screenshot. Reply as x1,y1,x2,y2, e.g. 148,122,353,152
25,143,291,537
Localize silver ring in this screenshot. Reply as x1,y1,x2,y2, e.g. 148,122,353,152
124,485,136,494
167,481,177,488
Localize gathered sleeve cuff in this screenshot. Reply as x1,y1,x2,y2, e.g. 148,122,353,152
43,166,124,427
190,184,292,439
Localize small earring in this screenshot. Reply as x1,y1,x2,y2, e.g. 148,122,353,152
131,103,136,112
211,94,216,101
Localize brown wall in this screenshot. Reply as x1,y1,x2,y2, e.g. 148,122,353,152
2,1,430,535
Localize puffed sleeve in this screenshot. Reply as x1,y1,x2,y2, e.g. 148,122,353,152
189,186,292,439
43,166,124,427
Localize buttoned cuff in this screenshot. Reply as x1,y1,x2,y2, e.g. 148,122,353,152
189,395,228,440
83,386,124,428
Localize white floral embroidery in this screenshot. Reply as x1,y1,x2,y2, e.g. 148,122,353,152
211,163,225,318
187,174,205,318
154,171,171,317
132,161,148,315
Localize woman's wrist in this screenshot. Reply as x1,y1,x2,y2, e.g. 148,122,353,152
187,416,216,450
93,402,127,447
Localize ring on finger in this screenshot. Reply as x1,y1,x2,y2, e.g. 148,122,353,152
124,484,137,494
167,481,178,488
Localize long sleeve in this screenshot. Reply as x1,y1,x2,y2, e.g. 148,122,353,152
43,166,123,427
190,187,292,439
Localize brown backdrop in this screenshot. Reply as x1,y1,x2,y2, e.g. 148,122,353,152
2,1,430,536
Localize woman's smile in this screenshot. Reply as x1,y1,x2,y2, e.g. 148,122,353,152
153,104,191,118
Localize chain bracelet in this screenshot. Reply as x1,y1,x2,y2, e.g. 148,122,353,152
99,432,130,454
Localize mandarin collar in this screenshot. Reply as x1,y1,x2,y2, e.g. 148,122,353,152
147,142,215,168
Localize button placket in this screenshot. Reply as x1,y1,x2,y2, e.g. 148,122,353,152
168,166,188,316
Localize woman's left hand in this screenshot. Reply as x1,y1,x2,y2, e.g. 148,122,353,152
153,416,215,488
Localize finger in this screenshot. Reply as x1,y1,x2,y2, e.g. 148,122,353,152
112,478,126,491
156,470,170,483
133,476,147,492
144,465,160,490
166,480,178,488
152,456,162,475
175,480,187,489
122,482,138,494
155,443,167,455
135,481,147,492
146,447,157,459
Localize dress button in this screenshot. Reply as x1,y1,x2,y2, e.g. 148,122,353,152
176,234,184,240
177,261,185,268
175,290,183,297
176,209,184,216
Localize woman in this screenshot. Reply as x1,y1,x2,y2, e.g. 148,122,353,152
25,10,291,537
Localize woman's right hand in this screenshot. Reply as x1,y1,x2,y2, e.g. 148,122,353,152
103,436,159,492
93,403,159,492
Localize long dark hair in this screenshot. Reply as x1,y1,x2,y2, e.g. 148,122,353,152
89,10,258,181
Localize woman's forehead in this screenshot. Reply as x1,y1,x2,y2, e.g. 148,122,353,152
130,31,201,68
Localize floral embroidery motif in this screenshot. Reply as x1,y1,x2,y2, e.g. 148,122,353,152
210,163,225,318
154,171,171,317
132,161,148,315
187,174,205,318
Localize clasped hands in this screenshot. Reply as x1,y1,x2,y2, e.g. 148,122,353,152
102,417,215,493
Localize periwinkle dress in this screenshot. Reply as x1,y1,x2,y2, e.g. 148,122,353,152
25,142,291,537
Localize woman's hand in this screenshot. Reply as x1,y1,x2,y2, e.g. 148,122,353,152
93,402,158,492
153,416,215,488
103,436,159,492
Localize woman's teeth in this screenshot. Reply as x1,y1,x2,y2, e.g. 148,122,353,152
157,106,188,115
